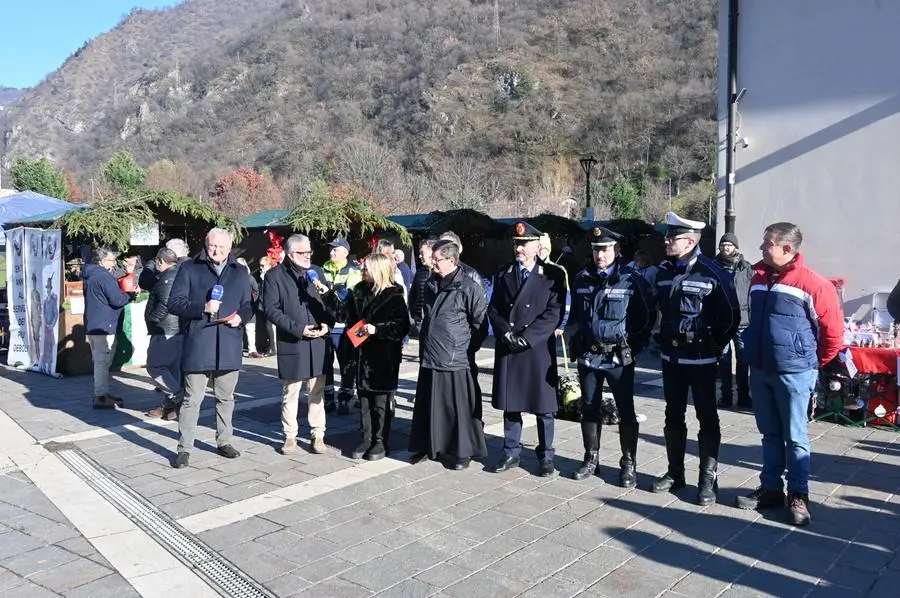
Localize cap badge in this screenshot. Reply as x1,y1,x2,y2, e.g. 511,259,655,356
593,227,602,236
515,222,526,236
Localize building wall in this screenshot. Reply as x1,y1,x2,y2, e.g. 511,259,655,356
717,0,900,312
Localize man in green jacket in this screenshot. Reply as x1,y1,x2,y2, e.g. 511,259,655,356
322,238,363,414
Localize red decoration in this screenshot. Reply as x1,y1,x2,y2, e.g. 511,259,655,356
515,222,526,236
266,230,285,264
368,236,379,250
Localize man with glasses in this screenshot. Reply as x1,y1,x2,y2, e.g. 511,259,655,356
263,235,334,456
487,222,566,477
651,212,739,505
83,246,133,409
169,228,252,468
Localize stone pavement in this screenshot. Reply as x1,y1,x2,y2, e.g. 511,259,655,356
0,343,899,597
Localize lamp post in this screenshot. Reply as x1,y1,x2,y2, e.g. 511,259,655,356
579,155,596,219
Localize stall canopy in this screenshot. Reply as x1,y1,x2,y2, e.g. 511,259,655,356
0,191,79,226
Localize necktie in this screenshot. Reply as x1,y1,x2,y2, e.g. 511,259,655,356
521,268,529,285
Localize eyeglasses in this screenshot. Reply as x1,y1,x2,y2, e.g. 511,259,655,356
664,235,691,243
290,250,313,257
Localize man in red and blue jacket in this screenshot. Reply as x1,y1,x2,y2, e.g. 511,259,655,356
736,222,843,526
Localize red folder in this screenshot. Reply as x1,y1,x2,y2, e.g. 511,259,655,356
346,319,369,347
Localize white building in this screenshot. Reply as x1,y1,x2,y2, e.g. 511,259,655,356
716,0,900,314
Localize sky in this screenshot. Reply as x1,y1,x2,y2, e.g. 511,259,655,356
0,1,180,89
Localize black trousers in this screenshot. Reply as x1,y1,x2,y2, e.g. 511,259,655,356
577,363,637,425
325,334,356,398
662,360,720,447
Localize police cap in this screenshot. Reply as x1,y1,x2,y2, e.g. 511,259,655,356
590,226,622,248
512,221,542,241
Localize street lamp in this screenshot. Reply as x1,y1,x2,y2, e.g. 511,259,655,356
579,155,596,218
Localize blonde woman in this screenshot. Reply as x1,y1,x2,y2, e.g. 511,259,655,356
321,253,410,460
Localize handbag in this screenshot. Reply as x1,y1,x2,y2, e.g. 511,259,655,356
556,334,583,422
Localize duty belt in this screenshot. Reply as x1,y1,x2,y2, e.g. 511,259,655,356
590,342,621,353
666,333,703,348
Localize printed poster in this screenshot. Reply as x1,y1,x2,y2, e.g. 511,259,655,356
5,227,62,377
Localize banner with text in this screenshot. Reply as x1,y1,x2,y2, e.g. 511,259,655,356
5,227,62,376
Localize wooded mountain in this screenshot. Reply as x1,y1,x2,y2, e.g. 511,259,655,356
2,0,718,218
0,87,22,113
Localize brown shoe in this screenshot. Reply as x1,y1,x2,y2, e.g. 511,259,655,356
788,492,811,526
145,406,166,418
311,435,327,454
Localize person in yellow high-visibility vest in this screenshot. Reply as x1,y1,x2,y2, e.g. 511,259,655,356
322,238,363,414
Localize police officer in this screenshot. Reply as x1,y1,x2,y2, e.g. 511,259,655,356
488,222,566,477
652,212,739,505
322,238,363,414
569,227,656,486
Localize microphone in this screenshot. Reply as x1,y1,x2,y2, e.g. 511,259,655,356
306,269,327,294
210,284,224,320
306,270,319,283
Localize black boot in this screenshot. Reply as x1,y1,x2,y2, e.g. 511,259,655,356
572,421,601,481
365,394,389,461
324,391,336,414
697,434,720,506
350,394,372,459
337,389,353,415
651,428,687,493
618,423,639,489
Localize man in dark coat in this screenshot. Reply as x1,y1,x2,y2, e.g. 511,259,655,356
569,227,656,486
487,222,566,477
83,246,132,409
168,228,252,468
144,248,183,421
438,230,488,413
408,239,436,337
651,212,740,505
263,234,335,456
409,239,488,470
715,233,753,408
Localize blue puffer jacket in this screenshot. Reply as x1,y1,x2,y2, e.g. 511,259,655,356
82,264,131,336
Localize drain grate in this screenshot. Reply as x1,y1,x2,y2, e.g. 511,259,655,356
52,447,277,598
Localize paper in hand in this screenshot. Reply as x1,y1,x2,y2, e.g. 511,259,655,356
211,311,238,324
346,319,369,348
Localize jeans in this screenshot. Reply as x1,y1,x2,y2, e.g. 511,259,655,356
719,332,749,401
87,334,117,397
146,334,183,407
749,367,818,494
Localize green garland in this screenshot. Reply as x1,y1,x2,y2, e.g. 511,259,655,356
286,191,411,245
54,190,245,249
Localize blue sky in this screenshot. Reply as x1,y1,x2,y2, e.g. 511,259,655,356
0,1,180,89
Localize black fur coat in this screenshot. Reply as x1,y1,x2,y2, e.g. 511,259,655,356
325,281,410,393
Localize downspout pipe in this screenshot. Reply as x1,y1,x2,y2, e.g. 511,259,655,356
724,0,739,234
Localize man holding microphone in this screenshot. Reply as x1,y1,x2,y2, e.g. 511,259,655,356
168,228,252,468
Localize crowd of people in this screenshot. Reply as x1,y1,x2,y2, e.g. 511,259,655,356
80,212,842,528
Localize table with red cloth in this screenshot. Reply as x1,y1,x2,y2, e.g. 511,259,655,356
840,346,900,429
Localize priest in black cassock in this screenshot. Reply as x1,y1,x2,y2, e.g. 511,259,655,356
408,239,488,470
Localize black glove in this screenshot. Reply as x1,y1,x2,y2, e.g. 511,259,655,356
502,331,530,353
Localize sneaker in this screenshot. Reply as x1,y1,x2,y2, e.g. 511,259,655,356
735,487,786,510
217,444,241,459
311,435,327,454
282,437,297,455
174,452,190,468
788,492,811,526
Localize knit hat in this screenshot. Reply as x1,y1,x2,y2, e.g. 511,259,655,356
719,232,739,247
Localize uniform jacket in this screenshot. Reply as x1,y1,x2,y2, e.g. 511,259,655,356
488,259,566,414
322,260,362,301
168,253,253,373
743,253,843,373
324,282,409,392
420,268,487,371
145,265,181,336
82,264,131,336
570,264,656,367
655,251,740,365
263,263,335,381
715,252,753,329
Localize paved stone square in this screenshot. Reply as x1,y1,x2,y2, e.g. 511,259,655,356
1,343,899,597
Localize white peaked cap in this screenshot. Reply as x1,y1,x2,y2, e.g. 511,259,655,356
665,212,706,233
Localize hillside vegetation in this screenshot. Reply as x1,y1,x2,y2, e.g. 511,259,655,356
2,0,719,221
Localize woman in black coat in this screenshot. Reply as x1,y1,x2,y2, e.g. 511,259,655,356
321,253,410,460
